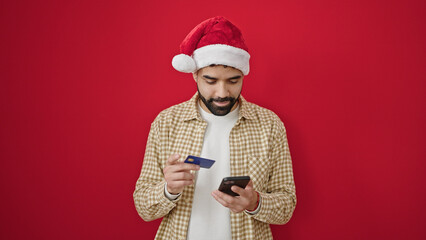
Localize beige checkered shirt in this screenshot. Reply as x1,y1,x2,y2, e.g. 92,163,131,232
134,93,296,240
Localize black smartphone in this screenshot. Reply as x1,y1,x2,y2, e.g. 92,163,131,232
218,176,251,196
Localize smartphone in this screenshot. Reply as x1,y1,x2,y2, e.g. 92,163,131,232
218,176,251,196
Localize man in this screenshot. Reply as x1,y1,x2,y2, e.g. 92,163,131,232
133,16,296,240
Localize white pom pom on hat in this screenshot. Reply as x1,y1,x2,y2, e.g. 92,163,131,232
172,54,196,73
171,16,250,75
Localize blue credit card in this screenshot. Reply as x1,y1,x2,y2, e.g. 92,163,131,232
184,155,215,169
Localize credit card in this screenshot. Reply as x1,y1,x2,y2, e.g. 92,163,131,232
184,155,215,169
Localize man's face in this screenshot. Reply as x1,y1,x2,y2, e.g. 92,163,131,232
193,65,244,116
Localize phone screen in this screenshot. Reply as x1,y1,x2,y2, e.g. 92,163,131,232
218,176,250,196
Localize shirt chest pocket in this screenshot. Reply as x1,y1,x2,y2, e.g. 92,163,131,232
248,155,270,192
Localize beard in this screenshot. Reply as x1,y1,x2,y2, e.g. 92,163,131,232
197,88,239,116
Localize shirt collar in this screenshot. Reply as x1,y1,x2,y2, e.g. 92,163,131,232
182,92,255,122
238,95,255,121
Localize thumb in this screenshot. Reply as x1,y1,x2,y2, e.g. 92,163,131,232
245,180,254,190
166,154,180,165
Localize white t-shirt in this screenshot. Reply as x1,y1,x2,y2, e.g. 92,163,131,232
186,103,239,240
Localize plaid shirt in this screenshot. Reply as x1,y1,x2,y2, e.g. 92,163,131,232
134,93,296,240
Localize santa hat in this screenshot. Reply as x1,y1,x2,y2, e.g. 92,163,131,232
172,16,250,75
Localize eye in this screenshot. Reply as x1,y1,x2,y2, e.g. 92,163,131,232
205,80,216,85
229,79,239,84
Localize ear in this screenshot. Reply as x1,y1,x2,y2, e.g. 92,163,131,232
192,72,198,83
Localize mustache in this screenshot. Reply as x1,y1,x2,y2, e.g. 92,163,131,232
208,97,235,103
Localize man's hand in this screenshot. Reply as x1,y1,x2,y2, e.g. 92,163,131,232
163,154,200,195
211,180,259,213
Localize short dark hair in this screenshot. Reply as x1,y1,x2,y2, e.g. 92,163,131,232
209,64,228,68
201,64,242,75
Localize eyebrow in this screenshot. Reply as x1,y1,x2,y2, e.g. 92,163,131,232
228,75,242,80
202,75,218,80
202,75,242,80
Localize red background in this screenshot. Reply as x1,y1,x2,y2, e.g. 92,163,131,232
1,0,425,239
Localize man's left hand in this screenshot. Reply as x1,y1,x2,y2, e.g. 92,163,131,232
211,180,258,213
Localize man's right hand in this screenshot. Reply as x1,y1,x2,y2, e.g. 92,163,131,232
163,154,200,195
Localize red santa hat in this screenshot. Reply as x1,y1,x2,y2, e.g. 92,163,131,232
172,16,251,75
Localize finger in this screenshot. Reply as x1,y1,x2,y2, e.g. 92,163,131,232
180,162,201,171
168,171,195,181
213,190,236,203
211,191,231,208
164,163,199,177
166,154,181,165
231,185,246,197
168,162,200,172
232,180,254,198
212,191,244,213
169,179,194,187
245,180,254,190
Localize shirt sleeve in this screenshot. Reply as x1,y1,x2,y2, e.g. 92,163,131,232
133,117,180,222
247,120,297,224
164,182,182,200
244,194,262,215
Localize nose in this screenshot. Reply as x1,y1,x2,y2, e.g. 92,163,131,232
215,82,229,98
